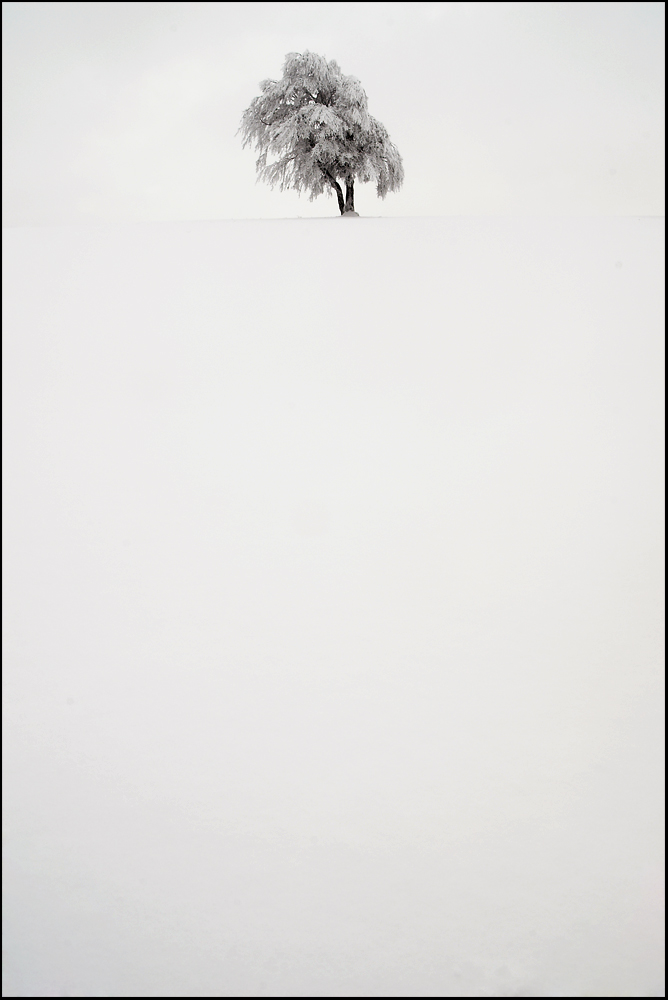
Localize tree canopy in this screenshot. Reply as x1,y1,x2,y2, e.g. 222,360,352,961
238,51,404,215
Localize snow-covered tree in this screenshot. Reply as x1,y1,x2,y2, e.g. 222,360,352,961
238,51,404,216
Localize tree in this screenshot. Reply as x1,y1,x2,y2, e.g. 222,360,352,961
238,51,404,216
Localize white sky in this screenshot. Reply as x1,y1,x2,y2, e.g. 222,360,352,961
2,0,665,223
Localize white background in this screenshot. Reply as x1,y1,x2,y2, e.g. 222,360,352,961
2,0,665,223
3,216,664,997
2,3,665,998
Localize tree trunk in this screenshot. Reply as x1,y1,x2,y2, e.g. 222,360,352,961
344,178,355,213
325,173,345,214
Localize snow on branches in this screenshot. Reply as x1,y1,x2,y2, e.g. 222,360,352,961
238,51,404,215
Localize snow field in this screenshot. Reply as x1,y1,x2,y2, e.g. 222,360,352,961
3,216,664,997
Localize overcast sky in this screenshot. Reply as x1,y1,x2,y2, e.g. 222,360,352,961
2,1,665,222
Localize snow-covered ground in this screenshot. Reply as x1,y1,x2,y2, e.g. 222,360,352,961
3,216,664,998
